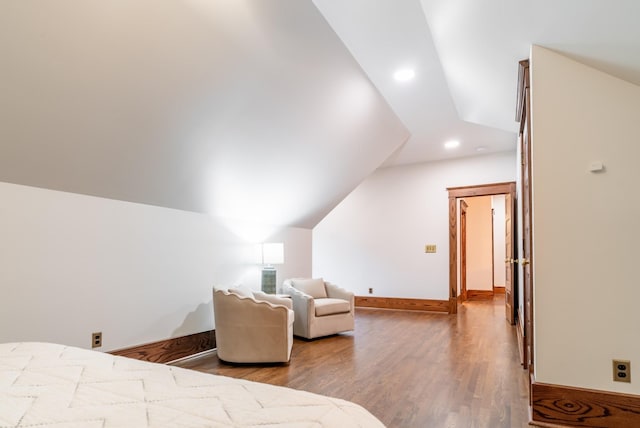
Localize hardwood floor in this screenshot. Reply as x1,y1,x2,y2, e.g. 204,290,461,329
173,296,530,427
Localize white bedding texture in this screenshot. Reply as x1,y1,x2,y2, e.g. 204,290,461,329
0,342,384,427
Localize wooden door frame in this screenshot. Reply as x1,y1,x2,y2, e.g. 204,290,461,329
491,207,495,292
459,200,468,302
447,182,516,314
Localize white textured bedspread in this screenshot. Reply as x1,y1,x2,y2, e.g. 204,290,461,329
0,342,384,427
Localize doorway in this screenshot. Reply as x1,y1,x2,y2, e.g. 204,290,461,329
458,195,508,304
447,182,516,320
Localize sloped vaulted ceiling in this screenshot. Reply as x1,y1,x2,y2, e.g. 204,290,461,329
313,0,640,167
0,0,409,228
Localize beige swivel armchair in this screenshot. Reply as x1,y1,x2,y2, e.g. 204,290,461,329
282,278,354,339
213,286,294,363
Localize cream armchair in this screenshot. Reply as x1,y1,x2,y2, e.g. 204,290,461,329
282,278,354,339
213,286,294,363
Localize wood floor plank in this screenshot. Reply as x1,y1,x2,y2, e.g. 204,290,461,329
173,296,529,427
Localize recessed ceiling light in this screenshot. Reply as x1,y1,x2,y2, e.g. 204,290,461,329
444,140,460,149
475,146,487,152
393,68,415,82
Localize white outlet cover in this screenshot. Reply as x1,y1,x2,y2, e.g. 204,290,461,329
589,161,604,172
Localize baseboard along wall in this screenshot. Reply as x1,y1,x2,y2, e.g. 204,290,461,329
110,330,216,364
355,296,449,313
531,381,640,427
466,290,495,300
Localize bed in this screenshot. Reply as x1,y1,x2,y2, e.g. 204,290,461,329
0,342,384,427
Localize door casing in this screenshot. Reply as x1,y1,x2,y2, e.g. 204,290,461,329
447,182,516,315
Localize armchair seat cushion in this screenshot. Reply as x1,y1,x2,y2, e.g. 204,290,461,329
314,298,351,317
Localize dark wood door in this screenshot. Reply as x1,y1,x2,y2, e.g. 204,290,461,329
522,93,533,372
518,60,534,377
504,193,515,325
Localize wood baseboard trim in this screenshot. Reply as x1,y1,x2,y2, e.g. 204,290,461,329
355,296,449,313
110,330,216,364
493,286,506,294
466,289,494,300
167,348,217,365
529,418,570,428
531,381,640,427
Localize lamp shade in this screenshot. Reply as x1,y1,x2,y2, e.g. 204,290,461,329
262,243,284,265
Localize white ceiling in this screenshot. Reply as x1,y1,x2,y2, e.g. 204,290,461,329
1,0,640,229
314,0,640,165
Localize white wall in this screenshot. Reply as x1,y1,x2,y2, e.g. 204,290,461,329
0,182,311,352
313,152,516,300
492,194,506,287
531,46,640,393
465,196,493,291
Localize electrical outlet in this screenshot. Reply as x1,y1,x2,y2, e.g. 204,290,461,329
425,244,437,253
613,359,630,382
92,332,102,348
368,288,373,294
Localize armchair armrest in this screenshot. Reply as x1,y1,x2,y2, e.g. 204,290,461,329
253,291,292,310
283,283,313,300
282,282,315,337
325,282,354,302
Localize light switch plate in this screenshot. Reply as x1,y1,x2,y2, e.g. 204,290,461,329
425,245,437,253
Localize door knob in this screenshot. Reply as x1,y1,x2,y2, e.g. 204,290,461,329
521,258,530,265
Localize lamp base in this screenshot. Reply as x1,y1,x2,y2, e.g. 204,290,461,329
261,268,276,294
